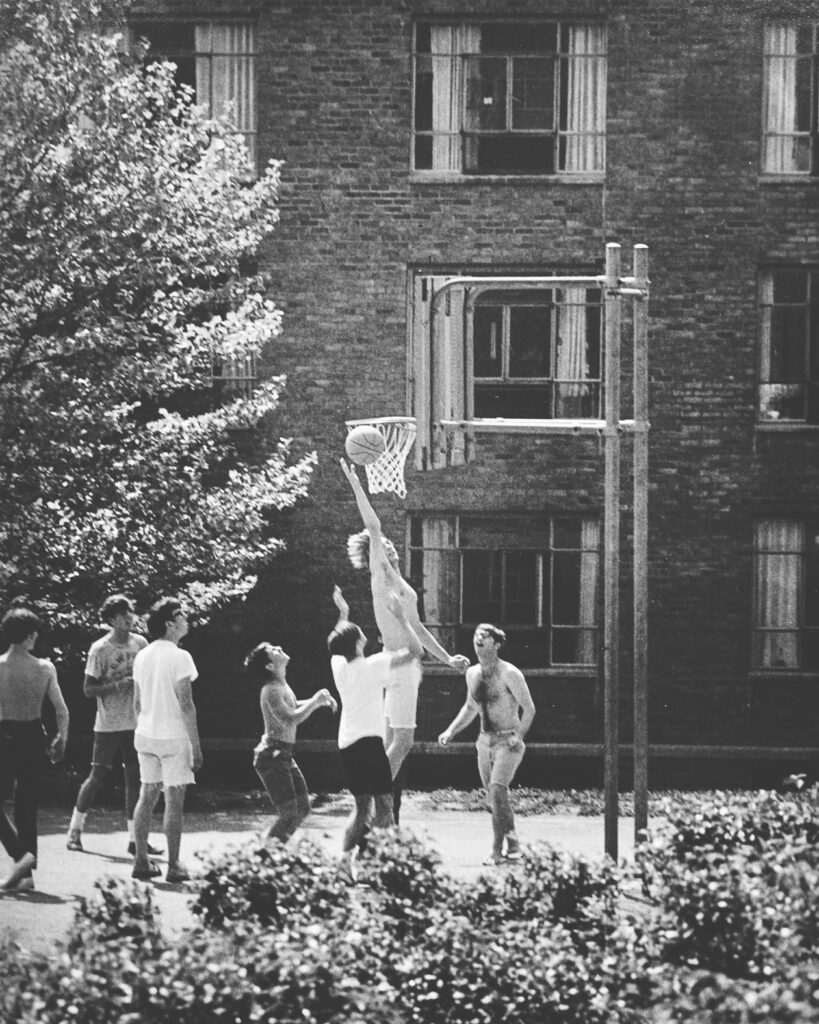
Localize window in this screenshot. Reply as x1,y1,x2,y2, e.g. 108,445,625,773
131,20,256,164
758,268,819,423
761,22,818,175
412,20,606,175
408,514,600,670
211,353,257,400
410,272,604,466
753,521,819,670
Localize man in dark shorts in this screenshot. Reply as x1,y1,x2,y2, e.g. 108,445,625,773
328,586,423,876
439,624,535,865
67,595,160,858
245,641,337,842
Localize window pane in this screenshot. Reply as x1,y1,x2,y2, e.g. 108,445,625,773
460,516,551,548
475,382,552,417
415,57,433,131
770,307,806,380
509,305,551,377
462,551,503,622
415,136,433,169
474,306,503,377
471,57,507,130
554,520,581,548
512,57,554,130
466,134,554,173
553,627,582,663
773,270,808,303
553,551,581,624
481,22,557,54
796,56,813,130
806,550,819,627
504,551,539,624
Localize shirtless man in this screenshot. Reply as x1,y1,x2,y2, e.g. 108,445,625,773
340,459,470,822
245,641,337,842
438,624,535,865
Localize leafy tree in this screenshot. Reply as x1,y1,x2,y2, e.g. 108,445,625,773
0,0,315,634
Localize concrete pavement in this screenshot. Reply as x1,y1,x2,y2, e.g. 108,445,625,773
0,800,636,954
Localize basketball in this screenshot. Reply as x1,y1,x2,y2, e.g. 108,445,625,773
345,424,386,465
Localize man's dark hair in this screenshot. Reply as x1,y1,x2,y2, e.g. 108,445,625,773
2,607,42,645
476,623,507,648
244,643,272,682
100,594,133,624
146,598,183,641
327,623,363,662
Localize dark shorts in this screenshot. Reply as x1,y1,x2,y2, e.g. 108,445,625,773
339,736,392,796
92,730,138,769
254,743,309,811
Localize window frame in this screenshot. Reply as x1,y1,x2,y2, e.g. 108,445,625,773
410,17,607,180
757,265,819,426
752,520,819,673
761,20,819,179
127,17,258,168
407,513,601,672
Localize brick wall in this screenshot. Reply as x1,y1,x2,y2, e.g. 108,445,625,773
128,0,819,784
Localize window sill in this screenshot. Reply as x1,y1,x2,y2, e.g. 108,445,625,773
409,172,605,186
754,422,819,432
758,174,819,185
441,417,638,435
749,671,819,681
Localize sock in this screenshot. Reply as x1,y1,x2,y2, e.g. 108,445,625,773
127,820,135,841
69,809,86,833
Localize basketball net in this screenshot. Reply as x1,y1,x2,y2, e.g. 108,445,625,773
345,416,417,499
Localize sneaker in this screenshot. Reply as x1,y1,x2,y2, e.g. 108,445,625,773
504,843,523,862
0,875,34,893
66,830,83,852
0,851,37,890
127,841,164,857
165,865,191,884
482,853,503,866
132,861,162,881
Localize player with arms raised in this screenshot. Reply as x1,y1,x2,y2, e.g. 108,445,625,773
340,458,469,822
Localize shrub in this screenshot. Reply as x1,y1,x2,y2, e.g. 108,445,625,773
193,836,353,929
67,877,164,956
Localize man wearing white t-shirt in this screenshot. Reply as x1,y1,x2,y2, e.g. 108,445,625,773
327,587,422,875
131,598,202,884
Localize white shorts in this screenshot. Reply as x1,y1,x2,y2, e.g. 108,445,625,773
383,657,422,729
134,733,195,788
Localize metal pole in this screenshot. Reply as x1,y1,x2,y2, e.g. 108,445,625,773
632,244,650,844
603,243,621,860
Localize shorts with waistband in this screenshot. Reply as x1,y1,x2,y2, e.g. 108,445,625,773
383,656,422,729
91,730,138,770
134,733,195,788
476,731,525,790
339,735,392,796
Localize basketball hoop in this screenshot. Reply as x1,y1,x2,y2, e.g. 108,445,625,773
344,416,417,498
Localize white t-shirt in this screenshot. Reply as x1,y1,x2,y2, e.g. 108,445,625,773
85,632,148,732
133,640,198,741
331,652,390,749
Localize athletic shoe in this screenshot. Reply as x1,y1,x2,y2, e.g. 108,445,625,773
165,865,191,884
482,853,504,866
127,841,164,857
0,875,35,893
132,861,162,881
503,842,523,861
0,851,37,890
66,830,83,852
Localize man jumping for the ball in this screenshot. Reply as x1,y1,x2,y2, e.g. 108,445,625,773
340,459,469,822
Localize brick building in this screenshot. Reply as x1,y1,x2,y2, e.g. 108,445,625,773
130,0,819,789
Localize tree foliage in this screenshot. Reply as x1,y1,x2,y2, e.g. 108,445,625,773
0,0,315,631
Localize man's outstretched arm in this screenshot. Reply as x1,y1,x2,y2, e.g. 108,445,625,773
339,459,396,575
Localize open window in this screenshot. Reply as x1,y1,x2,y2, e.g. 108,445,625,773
129,19,257,166
412,19,606,177
409,272,604,467
758,267,819,423
407,513,600,670
762,22,819,176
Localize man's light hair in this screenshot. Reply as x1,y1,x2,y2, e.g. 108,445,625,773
346,530,399,570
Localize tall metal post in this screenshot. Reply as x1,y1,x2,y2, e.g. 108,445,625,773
603,243,622,860
632,245,650,843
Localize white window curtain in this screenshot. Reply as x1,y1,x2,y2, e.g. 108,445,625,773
755,520,802,668
195,23,256,162
430,24,481,171
421,517,459,647
555,287,590,417
576,518,600,664
564,24,606,172
429,276,467,466
762,23,798,173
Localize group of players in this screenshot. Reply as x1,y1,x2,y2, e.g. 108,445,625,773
0,461,534,892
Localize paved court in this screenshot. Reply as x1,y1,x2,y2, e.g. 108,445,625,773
0,801,637,954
